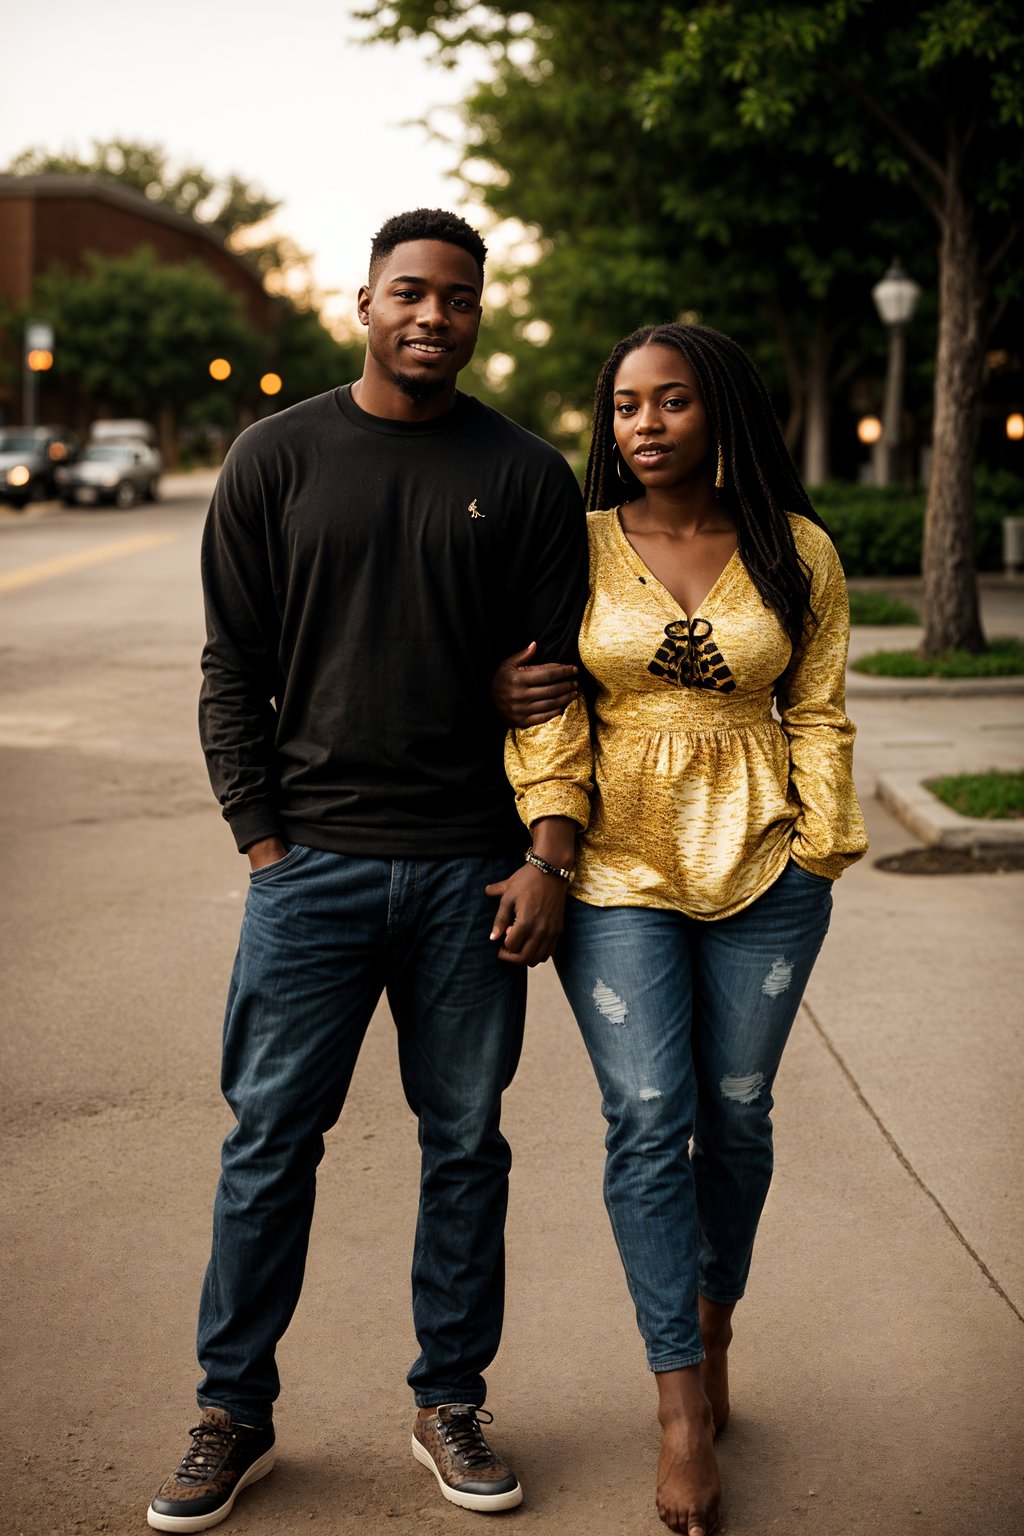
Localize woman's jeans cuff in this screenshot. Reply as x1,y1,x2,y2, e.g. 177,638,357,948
649,1350,706,1374
699,1287,745,1307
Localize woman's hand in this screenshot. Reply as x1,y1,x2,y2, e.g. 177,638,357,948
490,641,579,728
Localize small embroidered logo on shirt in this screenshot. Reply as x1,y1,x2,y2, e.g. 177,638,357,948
468,498,485,519
649,617,736,692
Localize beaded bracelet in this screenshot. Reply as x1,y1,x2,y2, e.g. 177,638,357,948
524,849,575,884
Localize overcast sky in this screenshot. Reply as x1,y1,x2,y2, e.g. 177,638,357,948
2,0,493,328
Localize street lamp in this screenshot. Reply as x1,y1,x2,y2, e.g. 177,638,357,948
23,320,55,427
871,259,921,486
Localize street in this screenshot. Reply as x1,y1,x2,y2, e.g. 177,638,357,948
2,483,1022,1536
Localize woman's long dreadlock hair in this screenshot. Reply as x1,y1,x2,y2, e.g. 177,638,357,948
583,323,828,651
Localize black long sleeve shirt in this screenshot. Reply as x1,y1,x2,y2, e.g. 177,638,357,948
199,385,588,856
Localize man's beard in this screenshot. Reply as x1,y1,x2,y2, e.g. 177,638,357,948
392,368,450,401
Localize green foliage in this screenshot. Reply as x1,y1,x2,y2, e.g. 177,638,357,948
853,638,1024,677
815,485,927,575
927,771,1024,821
3,143,355,433
973,464,1024,514
646,1,1024,228
364,0,1022,579
29,247,260,418
273,302,363,408
846,592,919,626
361,2,950,471
814,482,1009,575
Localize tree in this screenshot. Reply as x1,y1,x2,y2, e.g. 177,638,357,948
29,247,261,461
7,139,278,233
272,301,364,407
4,139,318,295
365,0,1023,653
639,0,1024,651
362,2,932,484
3,141,367,457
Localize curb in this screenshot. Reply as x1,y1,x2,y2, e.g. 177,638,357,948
0,498,63,526
877,772,1024,853
847,671,1024,698
0,470,219,527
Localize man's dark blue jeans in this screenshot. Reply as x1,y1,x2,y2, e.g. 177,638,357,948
196,845,527,1426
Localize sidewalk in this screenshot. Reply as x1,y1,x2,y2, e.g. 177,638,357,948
2,557,1022,1536
845,576,1024,851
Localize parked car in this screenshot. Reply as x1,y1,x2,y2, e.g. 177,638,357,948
89,419,158,448
55,441,161,508
0,426,80,507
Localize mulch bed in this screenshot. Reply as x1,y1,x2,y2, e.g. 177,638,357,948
875,847,1024,875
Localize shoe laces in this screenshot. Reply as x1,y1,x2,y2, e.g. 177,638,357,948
438,1405,495,1468
175,1421,236,1483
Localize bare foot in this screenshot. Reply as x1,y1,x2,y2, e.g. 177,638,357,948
699,1297,735,1437
655,1367,721,1534
656,1407,720,1534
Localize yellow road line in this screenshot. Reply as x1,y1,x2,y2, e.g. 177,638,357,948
0,531,180,594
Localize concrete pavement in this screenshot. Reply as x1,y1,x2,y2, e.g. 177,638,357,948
1,501,1022,1534
845,575,1024,852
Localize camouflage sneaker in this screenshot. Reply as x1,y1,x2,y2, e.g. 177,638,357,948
412,1403,522,1512
147,1407,276,1532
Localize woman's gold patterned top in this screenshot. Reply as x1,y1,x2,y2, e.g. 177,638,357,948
505,507,868,921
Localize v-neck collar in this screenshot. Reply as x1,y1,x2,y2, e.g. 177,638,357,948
611,507,741,620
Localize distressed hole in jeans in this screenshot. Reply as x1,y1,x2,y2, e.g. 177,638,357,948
720,1071,766,1105
592,979,629,1025
638,1086,663,1102
761,956,793,997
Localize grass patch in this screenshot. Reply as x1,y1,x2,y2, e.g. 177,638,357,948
852,637,1024,677
927,771,1024,820
847,591,919,626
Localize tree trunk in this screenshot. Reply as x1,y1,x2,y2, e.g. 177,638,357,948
158,407,178,470
770,305,804,456
921,160,987,654
802,319,831,486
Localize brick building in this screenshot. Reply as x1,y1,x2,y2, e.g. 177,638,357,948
0,174,273,428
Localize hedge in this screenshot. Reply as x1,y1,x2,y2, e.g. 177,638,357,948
809,466,1024,576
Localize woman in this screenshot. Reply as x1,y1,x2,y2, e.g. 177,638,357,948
494,324,868,1534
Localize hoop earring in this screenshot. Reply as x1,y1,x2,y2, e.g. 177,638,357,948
714,443,725,492
615,448,630,485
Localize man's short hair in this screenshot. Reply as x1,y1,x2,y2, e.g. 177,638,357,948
369,209,487,284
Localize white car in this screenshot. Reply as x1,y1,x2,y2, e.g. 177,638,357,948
55,441,162,508
89,419,158,447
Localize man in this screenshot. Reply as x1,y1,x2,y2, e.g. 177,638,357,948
147,209,588,1532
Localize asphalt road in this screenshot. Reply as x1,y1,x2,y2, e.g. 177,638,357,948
2,485,1022,1536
